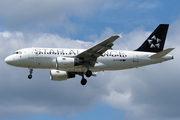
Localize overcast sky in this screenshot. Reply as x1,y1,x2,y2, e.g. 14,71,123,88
1,0,180,120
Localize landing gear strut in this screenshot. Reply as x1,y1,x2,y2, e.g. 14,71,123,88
28,68,33,79
79,70,92,85
79,73,87,85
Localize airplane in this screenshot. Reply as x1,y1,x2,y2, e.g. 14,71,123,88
5,24,174,85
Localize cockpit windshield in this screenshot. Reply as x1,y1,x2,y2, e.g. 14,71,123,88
13,51,22,54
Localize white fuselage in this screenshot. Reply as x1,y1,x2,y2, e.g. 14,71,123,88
5,48,173,72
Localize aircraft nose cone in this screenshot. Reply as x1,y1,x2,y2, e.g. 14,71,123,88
5,56,12,65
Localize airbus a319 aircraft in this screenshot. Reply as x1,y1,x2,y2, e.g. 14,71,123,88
5,24,174,85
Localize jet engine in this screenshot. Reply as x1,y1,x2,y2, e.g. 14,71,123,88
50,70,75,81
56,57,83,69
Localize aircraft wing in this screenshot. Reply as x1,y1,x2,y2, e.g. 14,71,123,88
76,33,123,66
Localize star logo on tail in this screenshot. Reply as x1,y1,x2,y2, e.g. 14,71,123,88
148,35,161,48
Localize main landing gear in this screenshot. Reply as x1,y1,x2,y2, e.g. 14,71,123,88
80,70,92,85
81,78,87,85
28,68,33,79
85,70,92,77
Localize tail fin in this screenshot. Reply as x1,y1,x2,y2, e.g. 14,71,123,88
135,24,169,53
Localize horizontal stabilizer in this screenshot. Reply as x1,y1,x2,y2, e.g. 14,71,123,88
149,48,174,58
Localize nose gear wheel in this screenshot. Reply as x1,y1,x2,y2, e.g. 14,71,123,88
28,68,33,79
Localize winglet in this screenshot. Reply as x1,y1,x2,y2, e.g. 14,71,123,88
119,33,123,38
149,48,174,58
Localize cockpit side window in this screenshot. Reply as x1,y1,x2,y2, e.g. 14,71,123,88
13,51,22,54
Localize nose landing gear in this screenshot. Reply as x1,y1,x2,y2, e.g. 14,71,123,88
28,68,33,79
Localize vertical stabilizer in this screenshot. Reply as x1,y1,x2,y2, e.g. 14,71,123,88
135,24,169,53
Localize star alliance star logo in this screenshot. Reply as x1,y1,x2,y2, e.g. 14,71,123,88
148,35,161,48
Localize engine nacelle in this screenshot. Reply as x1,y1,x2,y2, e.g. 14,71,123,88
56,57,83,69
50,70,75,81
